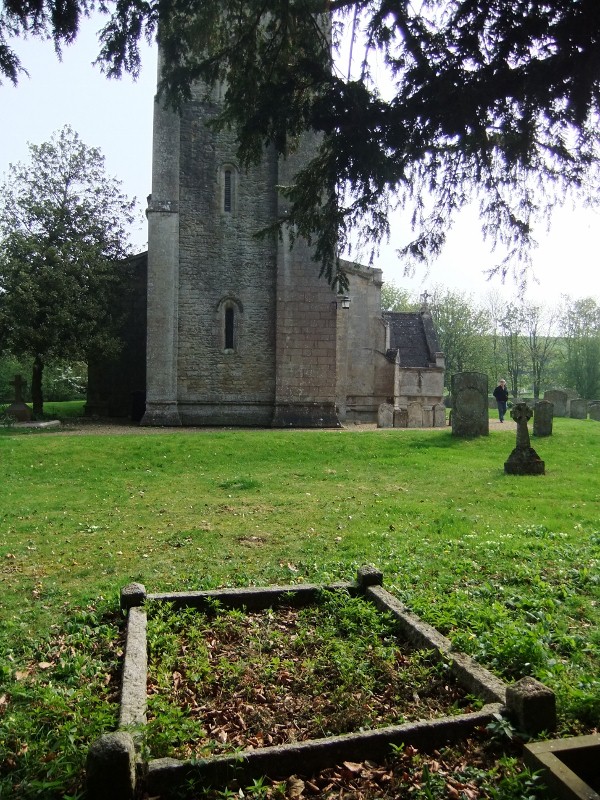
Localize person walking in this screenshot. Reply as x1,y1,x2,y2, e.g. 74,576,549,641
493,379,509,423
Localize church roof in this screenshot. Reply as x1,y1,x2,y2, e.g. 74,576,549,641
383,311,441,367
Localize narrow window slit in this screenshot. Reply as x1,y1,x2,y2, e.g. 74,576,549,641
225,306,235,349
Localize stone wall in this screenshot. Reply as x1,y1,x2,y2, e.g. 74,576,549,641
176,91,279,426
337,263,389,423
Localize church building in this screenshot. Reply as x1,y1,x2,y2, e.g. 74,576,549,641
86,59,445,427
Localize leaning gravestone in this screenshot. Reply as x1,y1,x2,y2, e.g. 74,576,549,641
451,372,489,437
589,403,600,422
377,402,394,428
568,398,588,419
533,400,553,437
5,374,33,422
543,389,568,417
505,403,545,475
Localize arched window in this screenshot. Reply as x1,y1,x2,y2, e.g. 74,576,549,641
216,295,243,353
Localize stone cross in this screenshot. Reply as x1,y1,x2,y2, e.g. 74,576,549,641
512,401,533,450
504,402,545,475
10,374,26,403
5,374,33,422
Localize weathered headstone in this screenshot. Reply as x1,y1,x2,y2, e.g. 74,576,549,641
543,389,568,417
433,403,446,427
393,407,408,428
533,400,553,437
377,402,394,428
5,374,33,422
422,405,433,427
407,401,423,428
451,372,489,437
589,403,600,422
568,398,588,419
504,402,545,475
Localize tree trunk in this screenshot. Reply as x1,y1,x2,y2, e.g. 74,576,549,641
31,355,44,418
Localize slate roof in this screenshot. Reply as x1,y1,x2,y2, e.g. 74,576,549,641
383,311,441,367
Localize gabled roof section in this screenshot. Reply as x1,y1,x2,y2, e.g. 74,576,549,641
383,311,442,367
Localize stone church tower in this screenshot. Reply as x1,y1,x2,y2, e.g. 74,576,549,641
142,60,341,427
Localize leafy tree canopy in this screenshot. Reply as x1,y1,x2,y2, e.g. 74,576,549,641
3,1,600,288
0,125,138,414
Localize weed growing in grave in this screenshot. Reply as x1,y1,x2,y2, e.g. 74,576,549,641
144,591,474,760
157,735,547,800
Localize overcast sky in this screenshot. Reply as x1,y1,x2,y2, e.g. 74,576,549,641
1,17,599,309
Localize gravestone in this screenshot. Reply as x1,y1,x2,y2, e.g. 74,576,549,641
533,400,553,437
422,405,433,427
5,374,33,422
377,402,394,428
504,402,545,475
568,398,588,419
433,403,446,427
589,403,600,422
451,372,489,437
543,389,568,417
394,407,408,428
407,401,423,428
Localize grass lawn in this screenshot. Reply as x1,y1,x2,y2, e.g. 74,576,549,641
0,417,599,797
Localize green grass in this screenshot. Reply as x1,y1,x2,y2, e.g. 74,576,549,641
0,419,599,797
40,400,86,419
0,399,85,425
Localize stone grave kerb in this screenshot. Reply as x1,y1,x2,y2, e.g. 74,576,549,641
88,567,558,799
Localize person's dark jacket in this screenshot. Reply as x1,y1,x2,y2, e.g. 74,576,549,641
493,384,509,402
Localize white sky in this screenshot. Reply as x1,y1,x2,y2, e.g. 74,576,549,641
1,17,599,309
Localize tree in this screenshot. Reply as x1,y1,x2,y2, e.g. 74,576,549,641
559,297,600,399
498,305,527,398
380,281,418,312
520,301,560,400
3,2,600,289
0,126,137,416
428,287,490,391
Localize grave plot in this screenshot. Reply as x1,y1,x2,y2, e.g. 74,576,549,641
145,595,478,760
87,567,555,800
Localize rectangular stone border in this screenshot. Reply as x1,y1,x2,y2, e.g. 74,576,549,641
94,566,553,799
524,734,600,800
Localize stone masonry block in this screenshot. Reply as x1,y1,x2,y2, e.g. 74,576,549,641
505,676,556,735
356,565,384,587
120,583,147,611
86,731,137,800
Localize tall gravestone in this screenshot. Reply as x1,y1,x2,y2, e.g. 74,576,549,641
589,403,600,422
407,401,423,428
543,390,568,417
533,400,553,437
451,372,489,437
377,402,394,428
434,403,446,427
